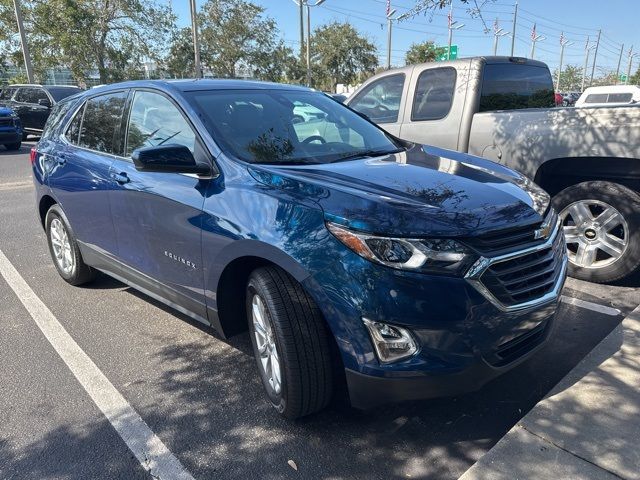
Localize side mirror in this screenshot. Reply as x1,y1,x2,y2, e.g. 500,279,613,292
131,144,212,175
38,98,51,108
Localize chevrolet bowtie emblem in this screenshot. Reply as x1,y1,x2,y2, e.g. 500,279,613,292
534,219,553,240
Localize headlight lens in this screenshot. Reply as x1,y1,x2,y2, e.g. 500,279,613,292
326,222,476,275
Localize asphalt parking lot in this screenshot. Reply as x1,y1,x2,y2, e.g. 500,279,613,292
1,143,639,480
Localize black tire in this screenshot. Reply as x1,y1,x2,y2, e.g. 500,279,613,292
45,205,96,286
552,181,640,283
5,142,21,151
246,266,333,419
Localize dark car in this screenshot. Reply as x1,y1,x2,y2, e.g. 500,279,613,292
0,84,82,139
0,106,23,150
32,80,567,419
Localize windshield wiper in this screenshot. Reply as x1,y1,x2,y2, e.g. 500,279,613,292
331,148,404,163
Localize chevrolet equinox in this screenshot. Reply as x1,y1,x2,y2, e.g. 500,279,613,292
32,80,567,419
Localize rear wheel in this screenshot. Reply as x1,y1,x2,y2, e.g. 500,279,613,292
246,266,333,419
553,181,640,283
45,205,96,285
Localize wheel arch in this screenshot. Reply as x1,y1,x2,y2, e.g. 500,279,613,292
38,194,57,229
534,157,640,197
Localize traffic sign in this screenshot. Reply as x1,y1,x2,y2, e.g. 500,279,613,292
437,45,458,61
619,73,628,82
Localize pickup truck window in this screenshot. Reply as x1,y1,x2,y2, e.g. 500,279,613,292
607,93,633,103
411,67,456,121
585,93,608,103
479,64,554,112
348,74,405,124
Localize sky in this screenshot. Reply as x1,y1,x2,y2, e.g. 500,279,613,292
171,0,640,77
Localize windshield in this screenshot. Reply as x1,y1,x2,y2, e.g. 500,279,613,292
185,89,401,164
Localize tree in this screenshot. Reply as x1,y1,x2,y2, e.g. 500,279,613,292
405,41,446,65
630,67,640,86
30,0,174,84
310,22,378,91
552,65,583,91
198,0,279,78
252,42,304,83
165,27,194,78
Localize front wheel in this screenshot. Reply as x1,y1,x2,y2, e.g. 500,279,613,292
246,266,333,419
553,181,640,283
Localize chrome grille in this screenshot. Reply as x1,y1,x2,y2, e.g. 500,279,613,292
465,216,567,312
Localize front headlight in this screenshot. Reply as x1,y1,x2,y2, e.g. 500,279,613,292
326,222,476,275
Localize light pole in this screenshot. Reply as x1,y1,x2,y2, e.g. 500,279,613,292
615,43,624,84
492,19,510,55
556,34,573,92
385,10,409,69
189,0,202,78
510,1,518,56
305,0,325,87
12,0,34,83
581,38,595,92
447,7,464,60
530,27,545,60
626,46,637,85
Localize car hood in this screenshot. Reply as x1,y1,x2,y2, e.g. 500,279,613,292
248,144,550,238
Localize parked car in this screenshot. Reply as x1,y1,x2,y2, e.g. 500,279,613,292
554,92,563,106
32,80,567,418
347,56,640,284
0,84,82,139
0,106,23,150
562,91,580,106
574,85,640,107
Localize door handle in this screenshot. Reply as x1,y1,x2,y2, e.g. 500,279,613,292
112,172,130,184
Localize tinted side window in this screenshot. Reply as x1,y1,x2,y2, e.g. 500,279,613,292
585,93,608,103
126,91,196,156
65,103,85,145
479,64,555,112
411,68,456,121
42,101,75,140
608,93,632,103
78,92,127,154
349,74,405,124
0,88,16,100
15,88,49,104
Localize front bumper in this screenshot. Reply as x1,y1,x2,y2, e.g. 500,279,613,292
0,129,21,144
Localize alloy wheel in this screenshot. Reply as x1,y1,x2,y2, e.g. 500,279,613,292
251,294,282,395
50,218,74,275
560,200,628,269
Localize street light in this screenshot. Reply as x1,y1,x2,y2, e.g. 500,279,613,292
530,33,546,60
626,46,638,86
447,8,464,61
386,10,409,69
556,34,574,92
305,0,325,87
581,39,596,92
492,18,510,56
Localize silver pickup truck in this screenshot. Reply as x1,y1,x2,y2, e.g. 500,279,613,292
346,56,640,284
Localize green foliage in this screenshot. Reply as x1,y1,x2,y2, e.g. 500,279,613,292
405,41,446,65
553,65,583,91
630,67,640,86
30,0,174,84
310,22,378,91
165,27,195,78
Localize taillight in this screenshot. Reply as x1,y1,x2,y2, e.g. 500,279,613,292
30,147,37,165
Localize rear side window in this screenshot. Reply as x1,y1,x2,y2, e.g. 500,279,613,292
349,74,405,124
65,104,84,144
585,94,607,103
15,88,49,104
41,101,75,140
125,90,196,156
0,88,16,100
78,91,127,154
479,64,555,112
411,68,456,121
607,93,632,103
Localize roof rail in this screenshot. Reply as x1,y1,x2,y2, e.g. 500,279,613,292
8,83,43,87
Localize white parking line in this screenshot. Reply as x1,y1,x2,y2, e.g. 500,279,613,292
0,250,195,480
560,295,622,316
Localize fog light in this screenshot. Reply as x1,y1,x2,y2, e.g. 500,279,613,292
363,318,418,363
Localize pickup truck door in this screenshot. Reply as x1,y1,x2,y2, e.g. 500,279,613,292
12,87,51,131
108,89,209,323
347,71,411,137
398,64,467,151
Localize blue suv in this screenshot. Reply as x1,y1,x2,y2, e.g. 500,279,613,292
32,80,567,418
0,106,23,150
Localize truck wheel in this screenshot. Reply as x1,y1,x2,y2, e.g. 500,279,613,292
246,266,333,419
45,205,96,286
5,142,21,151
553,181,640,283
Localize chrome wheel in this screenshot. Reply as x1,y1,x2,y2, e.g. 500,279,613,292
251,294,282,395
560,200,629,269
50,218,74,275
